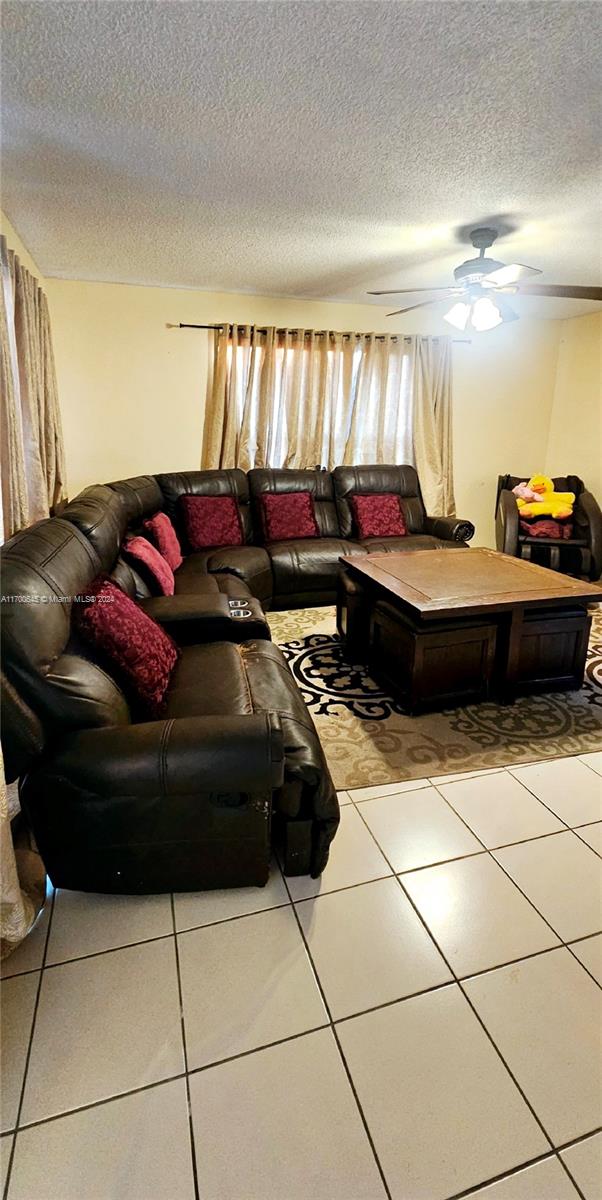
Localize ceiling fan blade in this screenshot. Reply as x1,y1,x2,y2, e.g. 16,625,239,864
368,287,460,296
514,283,602,300
481,263,542,287
386,298,444,317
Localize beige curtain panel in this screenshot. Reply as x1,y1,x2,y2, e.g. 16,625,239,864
0,236,64,957
0,235,66,541
202,325,455,515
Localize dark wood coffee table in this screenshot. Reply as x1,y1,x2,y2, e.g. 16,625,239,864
339,548,602,713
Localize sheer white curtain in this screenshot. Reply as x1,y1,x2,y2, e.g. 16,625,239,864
202,325,454,514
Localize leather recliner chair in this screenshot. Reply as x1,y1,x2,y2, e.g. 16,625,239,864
495,474,602,580
0,512,339,894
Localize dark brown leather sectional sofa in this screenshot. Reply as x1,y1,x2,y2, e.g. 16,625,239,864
1,464,474,896
109,464,475,609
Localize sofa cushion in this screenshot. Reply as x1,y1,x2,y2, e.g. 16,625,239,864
107,475,164,523
122,536,175,595
157,469,254,546
267,537,366,596
360,534,453,553
61,485,128,570
351,493,407,539
261,491,319,542
333,465,425,538
74,577,179,717
248,468,341,539
165,642,254,718
206,545,273,603
143,512,183,570
180,494,244,550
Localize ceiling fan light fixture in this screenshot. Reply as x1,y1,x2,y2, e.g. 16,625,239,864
443,301,470,331
471,296,504,331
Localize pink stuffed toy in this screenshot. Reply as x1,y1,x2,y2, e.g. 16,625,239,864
512,482,543,504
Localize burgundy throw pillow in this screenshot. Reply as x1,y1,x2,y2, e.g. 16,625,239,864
179,494,244,550
261,491,319,542
520,519,573,540
142,512,183,571
122,536,175,596
74,577,179,716
351,493,407,539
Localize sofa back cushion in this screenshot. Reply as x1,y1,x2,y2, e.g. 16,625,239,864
179,495,244,549
74,577,179,717
122,536,175,595
248,468,341,540
142,512,183,570
350,493,408,539
156,469,254,548
1,519,131,739
61,485,128,569
107,475,165,523
333,465,425,538
261,491,319,542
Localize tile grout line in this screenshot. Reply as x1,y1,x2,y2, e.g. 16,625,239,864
279,869,393,1200
3,756,598,1192
3,867,596,1195
444,1148,572,1200
500,764,602,837
428,779,602,992
3,885,57,1200
169,895,201,1200
350,799,590,1200
572,824,602,860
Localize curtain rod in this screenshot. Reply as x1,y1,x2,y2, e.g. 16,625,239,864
169,322,471,344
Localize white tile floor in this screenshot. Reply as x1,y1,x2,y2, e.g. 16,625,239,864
1,752,601,1199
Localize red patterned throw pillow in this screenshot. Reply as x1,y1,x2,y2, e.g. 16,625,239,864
179,495,244,550
519,519,573,539
261,491,319,541
74,577,178,716
142,512,183,571
122,536,175,596
351,493,407,539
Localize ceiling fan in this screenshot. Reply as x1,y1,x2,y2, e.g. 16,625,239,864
368,227,602,332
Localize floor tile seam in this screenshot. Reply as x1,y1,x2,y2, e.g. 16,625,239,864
3,887,56,1200
429,777,573,847
503,766,600,828
577,758,602,779
352,800,563,1160
30,900,297,974
280,864,393,1200
430,781,598,951
169,895,200,1200
571,826,602,860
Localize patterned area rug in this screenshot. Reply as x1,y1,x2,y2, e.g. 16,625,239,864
269,607,602,791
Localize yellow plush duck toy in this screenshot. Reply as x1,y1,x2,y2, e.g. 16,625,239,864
512,474,575,521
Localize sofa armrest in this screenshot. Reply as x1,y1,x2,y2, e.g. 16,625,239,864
495,490,519,555
423,515,475,543
576,490,602,579
139,594,270,644
25,713,284,798
207,545,273,603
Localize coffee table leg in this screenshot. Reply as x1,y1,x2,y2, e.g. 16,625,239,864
497,605,525,704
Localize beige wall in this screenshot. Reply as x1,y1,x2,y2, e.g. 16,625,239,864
545,312,602,497
2,209,580,547
43,276,562,546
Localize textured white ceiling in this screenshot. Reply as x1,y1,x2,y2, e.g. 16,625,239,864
1,0,601,318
